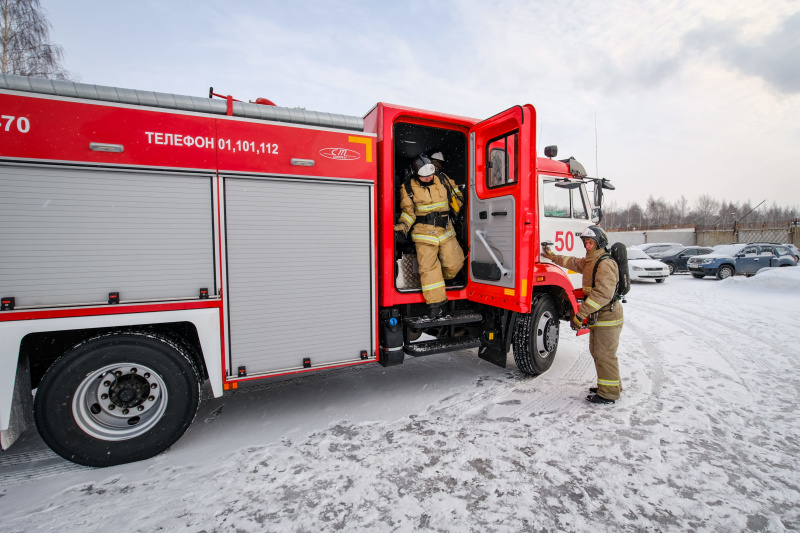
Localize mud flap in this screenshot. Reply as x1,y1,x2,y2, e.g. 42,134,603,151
477,308,517,368
1,353,33,450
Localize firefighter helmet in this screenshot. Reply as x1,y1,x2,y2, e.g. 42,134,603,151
580,225,608,249
430,152,445,162
412,154,435,177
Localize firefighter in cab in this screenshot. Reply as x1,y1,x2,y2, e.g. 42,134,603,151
542,226,624,404
394,154,465,318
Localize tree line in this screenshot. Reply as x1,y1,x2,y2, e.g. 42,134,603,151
601,194,799,231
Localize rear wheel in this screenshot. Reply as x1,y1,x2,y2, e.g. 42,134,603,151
34,332,201,467
717,265,734,280
513,294,559,376
665,262,676,275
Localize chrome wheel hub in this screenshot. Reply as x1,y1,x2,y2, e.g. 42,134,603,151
72,363,168,441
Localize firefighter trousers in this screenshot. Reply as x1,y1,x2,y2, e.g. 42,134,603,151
588,323,623,400
412,224,465,305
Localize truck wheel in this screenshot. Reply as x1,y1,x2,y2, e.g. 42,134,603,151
513,294,559,376
34,332,201,467
716,265,734,280
665,262,676,275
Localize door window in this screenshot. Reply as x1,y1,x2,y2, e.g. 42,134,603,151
542,180,571,218
758,246,775,257
486,130,518,188
741,246,758,256
683,249,698,256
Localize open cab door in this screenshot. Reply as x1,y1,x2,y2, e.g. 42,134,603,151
466,105,536,315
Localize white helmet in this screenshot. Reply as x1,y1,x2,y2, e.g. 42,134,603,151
579,225,609,248
430,152,445,162
411,154,436,177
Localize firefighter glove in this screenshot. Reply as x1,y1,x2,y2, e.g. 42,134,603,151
571,315,585,331
394,230,406,245
541,242,554,257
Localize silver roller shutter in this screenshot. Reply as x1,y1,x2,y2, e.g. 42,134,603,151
225,177,373,375
0,164,215,307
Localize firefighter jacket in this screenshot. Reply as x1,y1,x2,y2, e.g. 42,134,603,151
394,173,464,241
544,247,624,328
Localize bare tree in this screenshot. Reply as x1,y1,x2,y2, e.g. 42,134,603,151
1,0,69,79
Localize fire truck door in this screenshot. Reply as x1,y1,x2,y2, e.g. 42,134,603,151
466,105,536,313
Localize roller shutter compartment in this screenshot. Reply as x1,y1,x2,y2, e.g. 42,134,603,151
0,165,215,307
225,177,373,375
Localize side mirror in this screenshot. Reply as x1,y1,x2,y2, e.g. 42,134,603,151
544,145,558,158
678,253,686,258
735,253,744,258
592,206,602,224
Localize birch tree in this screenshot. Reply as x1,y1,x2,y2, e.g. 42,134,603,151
1,0,69,79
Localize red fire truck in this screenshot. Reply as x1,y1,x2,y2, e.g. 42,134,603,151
0,74,612,466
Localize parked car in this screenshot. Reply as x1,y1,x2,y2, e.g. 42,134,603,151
783,244,800,262
651,246,715,274
687,243,798,279
630,242,684,256
627,248,670,283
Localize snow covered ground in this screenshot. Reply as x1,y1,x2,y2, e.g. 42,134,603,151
1,269,799,532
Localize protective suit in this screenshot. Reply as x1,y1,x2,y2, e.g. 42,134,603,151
544,228,623,403
395,169,464,309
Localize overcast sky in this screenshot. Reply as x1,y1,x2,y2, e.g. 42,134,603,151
42,0,800,209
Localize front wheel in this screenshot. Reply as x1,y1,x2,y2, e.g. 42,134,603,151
34,332,201,467
513,294,559,376
717,265,734,280
665,262,676,275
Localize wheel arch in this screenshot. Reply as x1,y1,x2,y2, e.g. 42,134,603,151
0,309,223,435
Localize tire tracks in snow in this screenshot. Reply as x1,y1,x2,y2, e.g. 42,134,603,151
0,449,89,487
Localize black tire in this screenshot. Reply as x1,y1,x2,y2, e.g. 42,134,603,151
513,294,559,376
34,332,201,467
692,273,705,279
655,278,666,283
665,262,676,275
716,265,734,280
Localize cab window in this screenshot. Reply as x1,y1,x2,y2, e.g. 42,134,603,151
542,180,571,218
486,130,518,188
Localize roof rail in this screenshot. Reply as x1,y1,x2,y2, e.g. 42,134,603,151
0,74,364,132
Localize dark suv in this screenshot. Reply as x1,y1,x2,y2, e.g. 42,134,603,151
687,243,798,279
651,246,714,274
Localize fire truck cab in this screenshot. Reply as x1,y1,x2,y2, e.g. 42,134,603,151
0,75,606,466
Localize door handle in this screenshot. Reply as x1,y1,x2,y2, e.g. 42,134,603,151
491,211,507,216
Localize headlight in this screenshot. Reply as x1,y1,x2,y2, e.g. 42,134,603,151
632,266,643,271
701,259,714,264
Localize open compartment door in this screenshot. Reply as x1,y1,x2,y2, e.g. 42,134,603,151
466,105,536,313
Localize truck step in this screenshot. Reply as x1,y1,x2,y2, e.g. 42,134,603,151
404,310,483,330
404,336,481,357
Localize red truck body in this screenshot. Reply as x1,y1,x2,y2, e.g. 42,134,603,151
0,76,595,466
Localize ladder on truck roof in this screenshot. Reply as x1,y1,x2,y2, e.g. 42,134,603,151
0,74,364,132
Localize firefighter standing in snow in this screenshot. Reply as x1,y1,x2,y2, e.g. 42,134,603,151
543,226,623,404
394,154,464,317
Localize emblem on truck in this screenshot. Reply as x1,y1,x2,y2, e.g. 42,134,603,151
319,148,361,160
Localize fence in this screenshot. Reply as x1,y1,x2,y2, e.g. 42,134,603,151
609,226,799,247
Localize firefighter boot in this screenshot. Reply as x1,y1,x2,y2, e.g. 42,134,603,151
587,393,615,405
428,301,446,318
